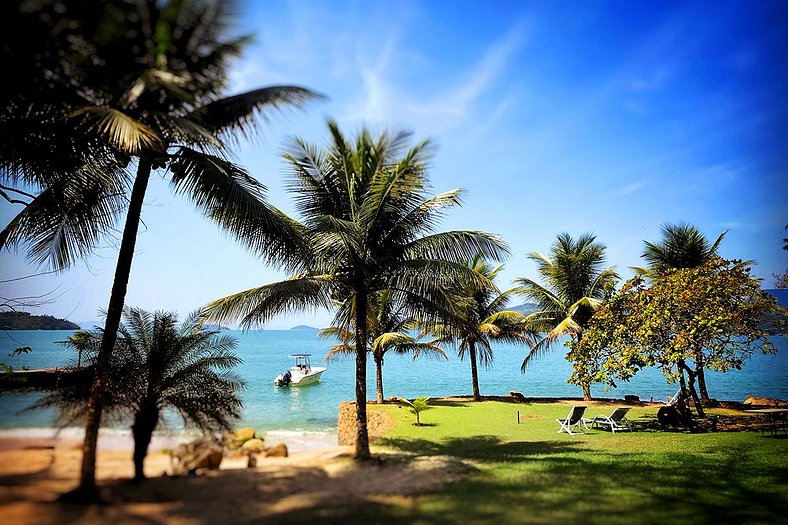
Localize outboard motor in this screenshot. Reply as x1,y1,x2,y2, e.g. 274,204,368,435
280,370,292,386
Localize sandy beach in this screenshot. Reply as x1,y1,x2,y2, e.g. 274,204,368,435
0,429,469,525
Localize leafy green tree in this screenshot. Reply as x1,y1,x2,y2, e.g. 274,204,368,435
205,120,507,459
321,290,446,403
514,233,618,400
433,255,533,401
571,258,781,416
638,222,728,397
34,307,244,481
1,0,319,498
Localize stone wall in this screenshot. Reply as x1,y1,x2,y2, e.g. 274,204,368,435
337,402,395,446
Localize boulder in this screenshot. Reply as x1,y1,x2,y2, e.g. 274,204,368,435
241,438,265,454
508,391,525,400
743,396,788,407
624,395,640,402
170,438,223,476
263,443,288,457
234,427,256,442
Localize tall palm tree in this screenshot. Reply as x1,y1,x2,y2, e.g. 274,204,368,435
515,233,618,400
34,307,244,482
639,223,727,274
321,290,447,403
639,223,727,401
2,1,320,500
205,120,507,459
431,255,532,401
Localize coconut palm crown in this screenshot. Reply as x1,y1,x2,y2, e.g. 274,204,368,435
206,120,508,458
515,233,618,398
638,223,727,275
430,255,534,401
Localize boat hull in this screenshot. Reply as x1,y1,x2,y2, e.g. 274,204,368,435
275,367,326,387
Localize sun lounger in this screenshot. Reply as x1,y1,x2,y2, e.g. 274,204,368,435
556,406,589,435
586,407,632,433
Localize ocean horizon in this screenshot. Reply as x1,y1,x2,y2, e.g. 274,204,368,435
2,330,786,439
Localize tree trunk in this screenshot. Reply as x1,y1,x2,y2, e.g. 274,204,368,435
375,353,384,404
582,383,592,401
131,403,159,481
469,341,481,401
63,160,153,502
680,360,706,418
353,290,370,460
695,353,710,401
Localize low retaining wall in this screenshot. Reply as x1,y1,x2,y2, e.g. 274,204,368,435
337,402,395,446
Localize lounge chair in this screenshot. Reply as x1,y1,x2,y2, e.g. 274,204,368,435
587,407,632,433
556,406,589,435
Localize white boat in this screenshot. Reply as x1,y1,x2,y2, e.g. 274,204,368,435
274,354,326,387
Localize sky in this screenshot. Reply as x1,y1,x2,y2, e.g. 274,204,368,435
1,0,787,329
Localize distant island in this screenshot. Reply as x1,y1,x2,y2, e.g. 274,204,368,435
510,303,539,316
290,325,319,331
203,323,230,331
0,312,80,330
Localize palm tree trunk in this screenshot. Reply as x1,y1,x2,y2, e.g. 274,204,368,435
132,403,159,481
65,160,153,501
354,290,371,459
679,360,705,418
469,341,481,401
375,353,384,404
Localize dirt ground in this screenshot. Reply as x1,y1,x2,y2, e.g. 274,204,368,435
0,437,472,525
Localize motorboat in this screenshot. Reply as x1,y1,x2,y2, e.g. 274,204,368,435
274,354,326,386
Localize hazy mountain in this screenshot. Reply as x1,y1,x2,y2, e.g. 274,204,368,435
0,312,79,330
290,325,319,331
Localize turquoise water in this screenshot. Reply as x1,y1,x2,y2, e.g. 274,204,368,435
1,330,786,432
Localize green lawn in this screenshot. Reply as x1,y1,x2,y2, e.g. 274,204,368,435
339,400,787,524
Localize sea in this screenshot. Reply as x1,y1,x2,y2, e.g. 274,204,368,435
1,329,786,449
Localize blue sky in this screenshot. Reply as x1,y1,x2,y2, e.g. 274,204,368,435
1,0,786,329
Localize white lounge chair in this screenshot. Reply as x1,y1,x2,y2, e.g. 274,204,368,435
556,406,589,435
588,407,632,433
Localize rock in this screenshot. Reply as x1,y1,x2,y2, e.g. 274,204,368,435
241,438,265,454
624,395,640,402
743,396,788,407
263,443,288,457
234,427,256,442
170,438,223,476
508,391,525,400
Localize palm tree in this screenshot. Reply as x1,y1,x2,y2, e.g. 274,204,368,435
57,330,98,369
431,255,532,401
34,307,244,482
321,290,447,403
639,223,727,274
640,223,727,401
2,1,320,499
205,120,507,459
515,233,618,400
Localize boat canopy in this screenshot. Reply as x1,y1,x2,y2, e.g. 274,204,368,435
288,353,312,358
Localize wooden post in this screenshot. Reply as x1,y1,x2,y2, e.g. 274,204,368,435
517,411,520,424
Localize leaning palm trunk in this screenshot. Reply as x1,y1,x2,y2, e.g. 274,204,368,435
374,354,385,404
71,160,153,500
469,341,481,401
354,291,370,459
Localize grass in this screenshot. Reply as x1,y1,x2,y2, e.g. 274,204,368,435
331,400,787,524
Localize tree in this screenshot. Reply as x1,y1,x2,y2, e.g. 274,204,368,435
433,255,533,401
397,396,432,426
34,307,244,481
2,1,319,499
639,223,726,274
57,330,98,368
514,233,618,400
571,258,782,416
321,290,446,403
638,222,728,398
205,120,507,459
774,225,787,289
